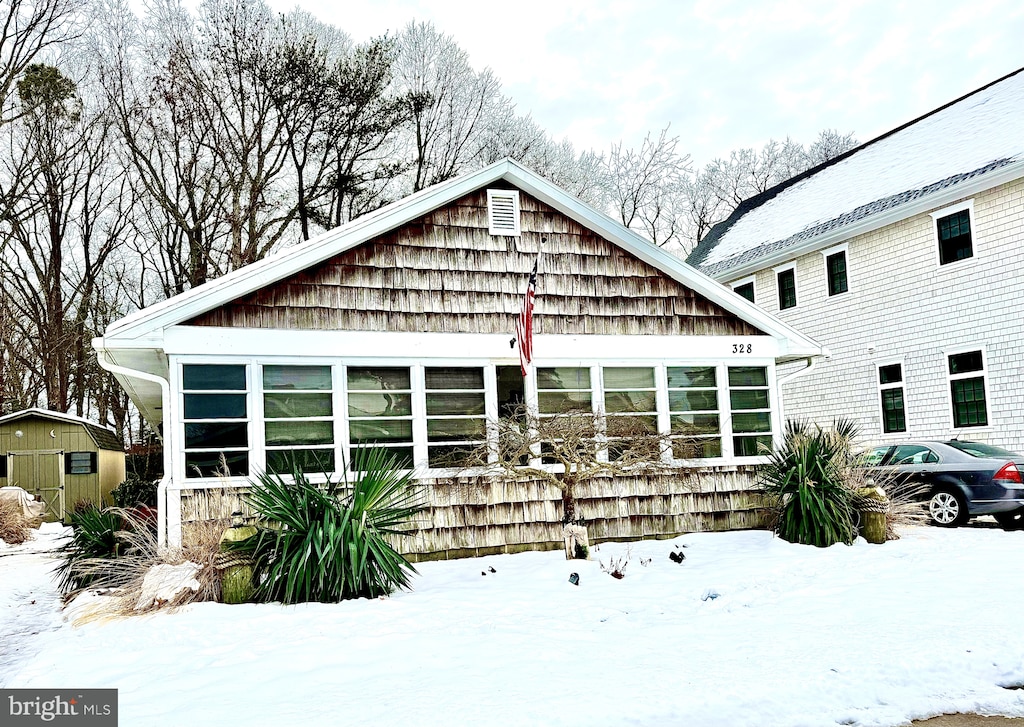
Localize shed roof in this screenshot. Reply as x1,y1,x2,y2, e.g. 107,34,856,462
688,68,1024,278
0,408,124,451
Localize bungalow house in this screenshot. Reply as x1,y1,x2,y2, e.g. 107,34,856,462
688,68,1024,452
94,159,825,557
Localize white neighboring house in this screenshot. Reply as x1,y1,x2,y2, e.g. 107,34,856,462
94,159,825,554
688,68,1024,451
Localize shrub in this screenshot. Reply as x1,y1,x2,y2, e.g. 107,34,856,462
0,498,31,545
236,448,424,604
758,419,859,548
55,505,126,592
111,474,158,508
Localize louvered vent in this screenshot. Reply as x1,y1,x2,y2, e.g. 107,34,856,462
487,189,521,236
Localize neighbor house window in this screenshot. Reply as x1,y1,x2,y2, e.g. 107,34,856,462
877,362,906,433
948,350,987,428
732,277,755,303
263,364,334,475
667,366,721,459
933,201,974,265
65,452,97,475
182,364,249,478
347,367,414,468
425,366,487,468
729,366,772,456
826,250,848,296
775,266,796,310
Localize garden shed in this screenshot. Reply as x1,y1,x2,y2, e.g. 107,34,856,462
0,408,126,521
94,159,826,556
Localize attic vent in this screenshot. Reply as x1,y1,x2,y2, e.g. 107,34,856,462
487,189,521,236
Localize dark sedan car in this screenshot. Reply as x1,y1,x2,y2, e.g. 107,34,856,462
861,440,1024,528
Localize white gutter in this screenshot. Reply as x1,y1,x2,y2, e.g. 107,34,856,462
95,345,172,551
777,356,818,386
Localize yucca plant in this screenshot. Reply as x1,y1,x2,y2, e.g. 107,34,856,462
758,419,859,547
55,505,127,592
237,447,424,604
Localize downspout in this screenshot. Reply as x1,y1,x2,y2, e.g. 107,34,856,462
95,345,173,551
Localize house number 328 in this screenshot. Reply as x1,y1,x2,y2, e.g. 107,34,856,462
732,343,753,354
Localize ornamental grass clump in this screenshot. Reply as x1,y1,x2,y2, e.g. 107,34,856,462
0,498,31,545
758,419,859,548
236,447,424,604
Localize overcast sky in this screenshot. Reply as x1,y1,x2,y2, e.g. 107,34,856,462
259,0,1023,165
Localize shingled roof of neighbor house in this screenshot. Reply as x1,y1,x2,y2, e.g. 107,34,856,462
687,67,1024,278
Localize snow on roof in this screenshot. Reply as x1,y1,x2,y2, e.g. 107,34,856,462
693,68,1024,275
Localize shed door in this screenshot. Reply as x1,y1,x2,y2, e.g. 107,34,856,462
8,451,65,521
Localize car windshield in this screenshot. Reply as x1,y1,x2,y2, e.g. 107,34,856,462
945,441,1021,459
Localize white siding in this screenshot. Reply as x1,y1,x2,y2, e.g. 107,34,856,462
737,176,1024,450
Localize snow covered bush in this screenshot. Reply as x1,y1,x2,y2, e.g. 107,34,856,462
0,497,31,545
235,447,424,604
758,419,859,548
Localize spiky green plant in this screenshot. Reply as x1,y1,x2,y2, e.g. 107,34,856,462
237,447,424,604
55,505,127,592
758,419,859,547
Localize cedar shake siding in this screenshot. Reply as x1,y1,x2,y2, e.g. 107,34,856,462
187,189,762,338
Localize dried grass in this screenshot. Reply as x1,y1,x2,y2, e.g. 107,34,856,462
0,498,31,545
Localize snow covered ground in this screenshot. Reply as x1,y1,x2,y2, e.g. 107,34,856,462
3,523,1024,727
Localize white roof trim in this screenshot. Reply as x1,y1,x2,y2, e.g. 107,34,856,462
0,407,117,434
98,158,824,360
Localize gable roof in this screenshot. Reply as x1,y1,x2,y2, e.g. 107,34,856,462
94,159,825,427
688,68,1024,279
0,408,124,451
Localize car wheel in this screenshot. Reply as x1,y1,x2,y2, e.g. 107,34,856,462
994,508,1024,531
928,488,968,527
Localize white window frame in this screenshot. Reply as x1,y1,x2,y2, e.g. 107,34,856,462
931,199,976,268
487,189,521,236
819,243,850,297
772,262,798,311
730,275,756,304
945,345,989,431
875,358,907,436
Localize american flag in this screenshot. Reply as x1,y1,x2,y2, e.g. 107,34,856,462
515,250,541,376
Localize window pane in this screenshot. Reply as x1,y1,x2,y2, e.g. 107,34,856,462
669,389,718,412
948,351,983,375
348,392,411,417
185,451,248,478
183,364,246,391
674,438,722,459
425,392,486,416
265,420,333,446
349,446,414,470
605,391,657,413
733,412,772,433
606,414,659,436
728,367,768,387
425,367,484,389
826,252,848,296
777,269,796,309
734,435,772,457
670,414,720,435
349,419,413,444
428,445,478,468
538,391,592,413
185,422,249,449
184,393,246,420
951,378,987,427
347,367,411,391
427,418,487,442
537,367,591,390
603,367,655,389
878,364,903,385
264,393,333,419
734,282,754,302
266,449,335,475
263,365,331,390
668,366,716,388
730,389,770,410
881,388,906,433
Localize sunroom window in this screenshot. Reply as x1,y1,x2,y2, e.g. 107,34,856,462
347,367,414,468
537,367,593,463
182,364,249,478
729,366,772,456
425,366,487,468
603,367,658,460
667,366,722,459
263,365,334,474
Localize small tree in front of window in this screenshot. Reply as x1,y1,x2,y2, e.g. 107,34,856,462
459,405,673,559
